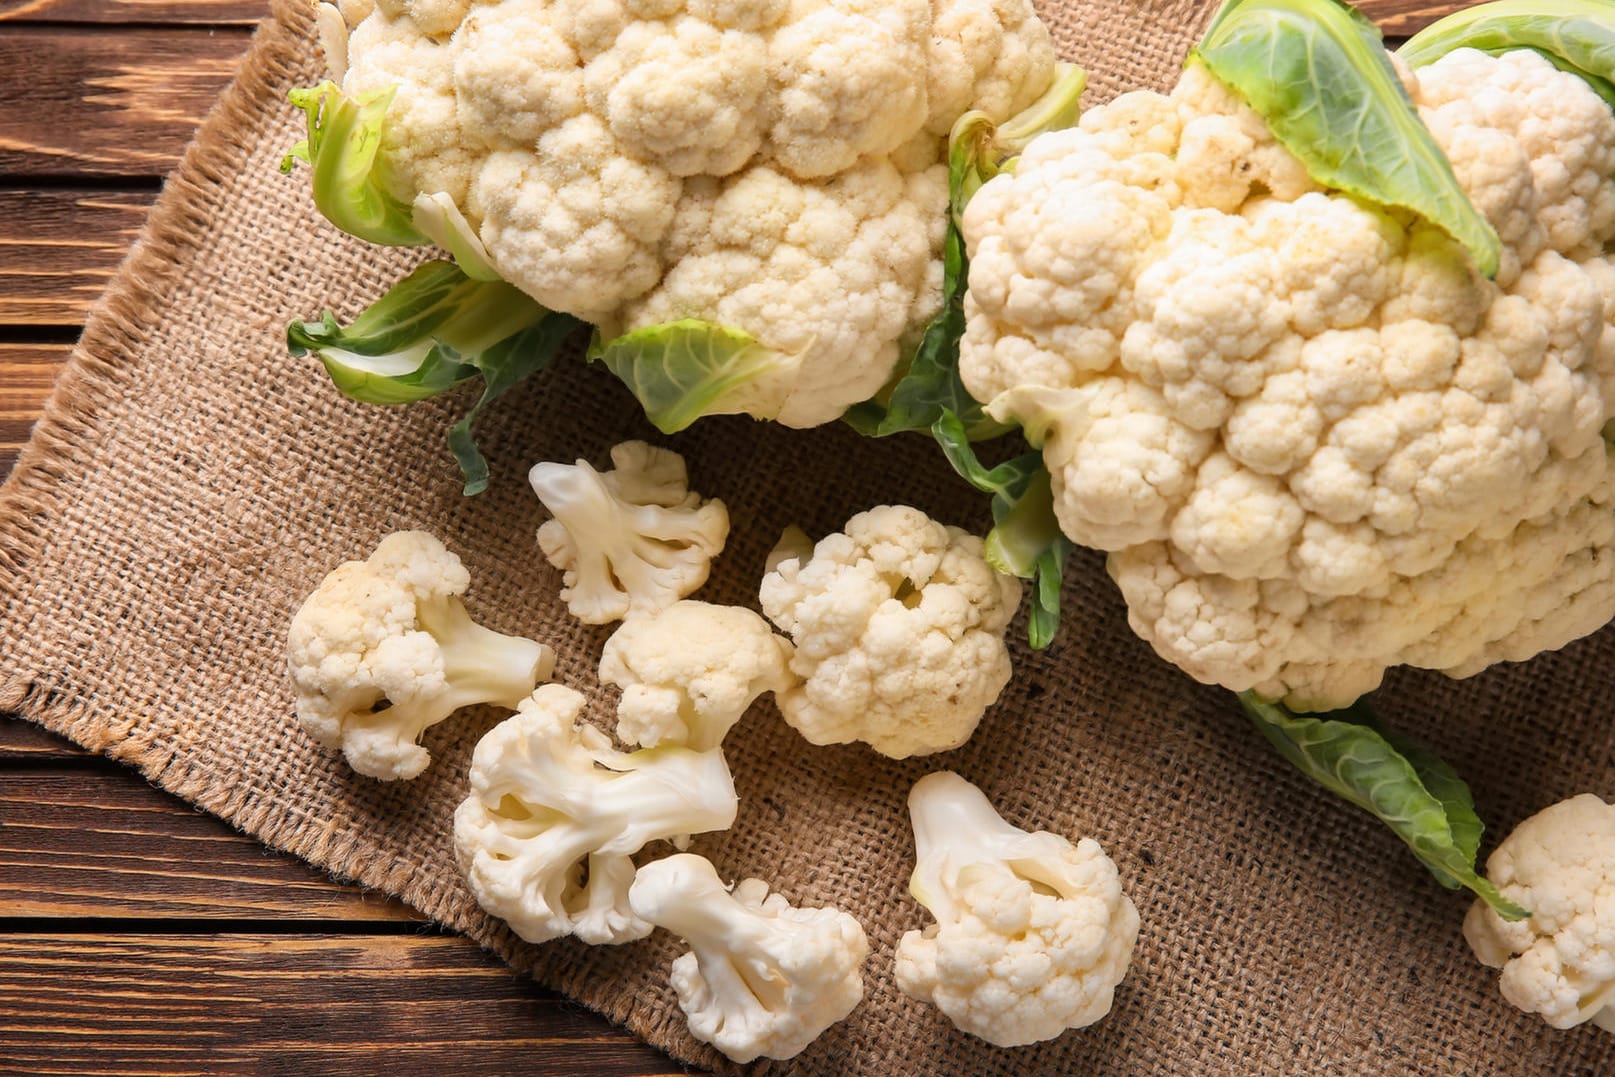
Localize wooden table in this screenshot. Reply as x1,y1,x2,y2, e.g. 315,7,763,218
0,0,1472,1071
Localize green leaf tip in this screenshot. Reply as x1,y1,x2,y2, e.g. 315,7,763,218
588,320,799,434
1194,0,1502,277
287,260,586,495
282,80,426,247
1239,692,1530,921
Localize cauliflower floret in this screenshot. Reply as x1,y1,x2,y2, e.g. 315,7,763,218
325,0,1057,427
894,771,1139,1047
960,47,1615,709
598,600,796,749
531,440,729,625
453,684,739,945
1464,794,1615,1033
759,505,1021,759
471,116,681,323
286,530,554,780
617,160,947,426
628,852,869,1062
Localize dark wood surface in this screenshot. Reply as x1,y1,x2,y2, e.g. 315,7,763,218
0,0,1474,1072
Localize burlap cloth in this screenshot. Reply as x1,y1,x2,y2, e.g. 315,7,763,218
3,0,1614,1072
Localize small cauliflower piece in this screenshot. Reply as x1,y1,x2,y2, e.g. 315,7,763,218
286,530,554,781
530,440,728,625
628,852,869,1062
453,684,739,945
598,600,795,750
894,771,1139,1047
759,505,1020,759
1464,793,1615,1033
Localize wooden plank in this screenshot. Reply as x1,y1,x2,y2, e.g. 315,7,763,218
0,935,689,1076
0,0,1469,31
0,766,420,921
0,191,153,324
0,0,264,24
0,345,71,481
1355,1,1467,36
0,716,83,760
0,27,251,178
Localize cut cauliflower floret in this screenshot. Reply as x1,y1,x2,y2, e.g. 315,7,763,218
1464,794,1615,1033
286,530,554,780
960,47,1615,710
453,684,739,946
598,600,795,750
894,771,1139,1047
629,853,869,1062
321,0,1057,427
530,440,729,625
759,505,1021,759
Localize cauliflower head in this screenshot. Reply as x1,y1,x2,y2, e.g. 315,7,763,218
286,530,554,780
628,852,869,1062
598,600,795,750
327,0,1057,426
1465,793,1615,1033
894,771,1139,1047
453,684,739,945
759,505,1021,759
959,49,1615,710
531,440,728,625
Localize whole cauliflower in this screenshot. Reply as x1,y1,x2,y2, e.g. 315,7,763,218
894,771,1139,1047
453,684,739,945
530,440,728,625
629,853,869,1062
759,505,1021,759
325,0,1057,426
286,530,554,780
1465,793,1615,1033
598,600,795,750
959,48,1615,709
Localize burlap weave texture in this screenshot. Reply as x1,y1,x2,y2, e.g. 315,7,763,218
3,1,1614,1072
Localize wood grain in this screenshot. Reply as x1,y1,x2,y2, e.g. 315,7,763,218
0,191,153,325
0,345,70,479
0,935,687,1076
1356,0,1466,36
0,766,421,921
0,27,251,178
0,716,83,760
0,0,264,24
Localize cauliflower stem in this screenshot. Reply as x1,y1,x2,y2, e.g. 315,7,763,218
628,853,869,1063
281,80,425,246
